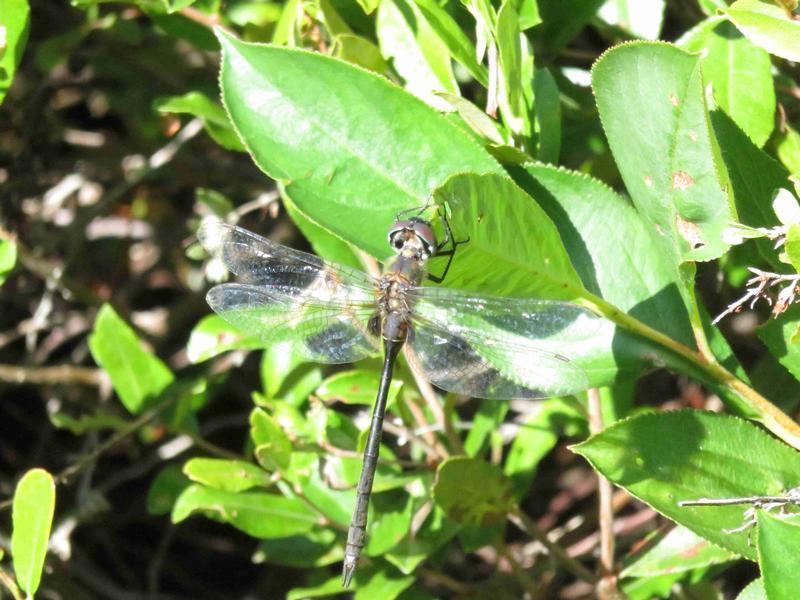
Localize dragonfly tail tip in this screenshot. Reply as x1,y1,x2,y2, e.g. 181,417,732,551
341,558,357,588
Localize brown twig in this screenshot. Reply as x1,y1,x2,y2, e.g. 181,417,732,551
0,363,107,387
588,388,617,596
509,506,599,585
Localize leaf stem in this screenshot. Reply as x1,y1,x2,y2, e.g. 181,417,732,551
580,294,800,451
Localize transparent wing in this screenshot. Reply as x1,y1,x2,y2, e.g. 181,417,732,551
207,284,381,364
198,221,382,363
198,220,378,297
407,288,600,399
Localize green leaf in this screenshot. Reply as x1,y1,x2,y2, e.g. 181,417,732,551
282,190,363,270
172,484,319,538
376,0,458,109
154,91,245,151
532,0,605,53
710,109,789,271
12,469,55,597
412,0,488,86
216,29,502,259
257,528,340,568
0,0,30,105
598,0,665,40
147,464,191,516
316,369,402,406
0,239,17,285
680,18,774,147
621,525,734,577
758,305,800,387
572,410,800,560
463,401,508,457
723,0,800,62
592,42,733,262
183,458,272,492
496,0,526,136
737,578,767,600
187,314,264,363
432,172,584,299
49,411,128,435
785,224,800,271
773,124,800,177
332,33,388,73
504,397,585,498
532,68,561,163
432,457,514,526
515,0,540,30
250,408,292,470
435,92,506,145
757,511,800,600
89,304,174,414
260,340,306,400
510,164,695,346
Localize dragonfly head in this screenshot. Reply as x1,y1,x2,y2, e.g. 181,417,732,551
388,217,438,260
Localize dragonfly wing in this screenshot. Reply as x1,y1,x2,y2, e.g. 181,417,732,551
198,221,378,297
407,289,599,399
207,284,381,364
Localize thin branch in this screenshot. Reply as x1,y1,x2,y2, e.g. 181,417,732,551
587,388,616,590
509,506,599,585
497,539,541,599
0,363,107,386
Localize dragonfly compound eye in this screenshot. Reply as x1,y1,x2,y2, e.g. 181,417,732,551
410,219,438,256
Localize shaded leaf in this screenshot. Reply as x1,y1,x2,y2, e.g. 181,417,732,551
433,457,514,526
250,408,292,471
12,469,55,597
758,305,800,384
187,314,264,363
147,464,191,516
89,304,174,414
172,484,319,538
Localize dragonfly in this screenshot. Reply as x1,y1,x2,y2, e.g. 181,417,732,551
197,213,600,586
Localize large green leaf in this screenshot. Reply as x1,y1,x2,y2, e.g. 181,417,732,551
0,0,30,105
593,42,733,263
216,29,502,260
431,172,583,300
723,0,800,62
89,304,174,414
532,0,604,54
757,511,800,600
511,163,694,346
680,18,774,148
12,469,55,597
573,410,800,560
172,484,320,538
